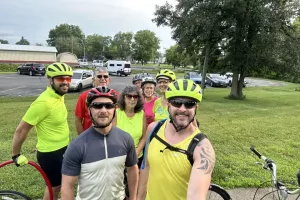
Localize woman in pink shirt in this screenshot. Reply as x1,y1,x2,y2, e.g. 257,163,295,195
141,77,158,126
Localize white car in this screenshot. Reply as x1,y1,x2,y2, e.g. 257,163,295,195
92,60,104,67
69,69,93,92
78,59,88,68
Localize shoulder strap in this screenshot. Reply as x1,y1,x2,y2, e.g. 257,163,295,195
149,118,167,142
186,133,207,165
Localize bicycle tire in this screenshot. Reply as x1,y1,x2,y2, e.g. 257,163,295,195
207,184,232,200
0,190,31,200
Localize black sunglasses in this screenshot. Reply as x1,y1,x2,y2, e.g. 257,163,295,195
96,75,109,79
169,99,197,109
90,102,116,109
126,94,139,99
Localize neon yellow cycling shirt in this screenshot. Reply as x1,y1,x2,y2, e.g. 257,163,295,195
22,86,69,152
153,98,169,121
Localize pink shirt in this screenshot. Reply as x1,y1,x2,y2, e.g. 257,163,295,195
143,96,158,126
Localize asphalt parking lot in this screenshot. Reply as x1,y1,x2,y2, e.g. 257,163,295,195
0,73,287,97
0,73,133,97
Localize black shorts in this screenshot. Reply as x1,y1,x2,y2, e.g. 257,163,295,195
36,146,67,187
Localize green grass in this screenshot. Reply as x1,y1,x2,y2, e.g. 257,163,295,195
0,84,300,198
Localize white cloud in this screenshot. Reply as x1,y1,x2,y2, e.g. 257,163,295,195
0,0,177,49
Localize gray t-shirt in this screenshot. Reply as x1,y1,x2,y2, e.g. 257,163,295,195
62,126,138,200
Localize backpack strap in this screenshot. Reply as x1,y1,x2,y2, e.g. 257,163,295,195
141,118,168,170
186,133,207,165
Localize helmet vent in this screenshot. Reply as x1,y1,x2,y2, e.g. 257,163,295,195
52,64,62,71
183,79,188,91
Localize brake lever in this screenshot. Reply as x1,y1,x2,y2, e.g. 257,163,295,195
256,162,270,170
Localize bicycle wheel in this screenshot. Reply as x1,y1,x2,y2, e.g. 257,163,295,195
0,190,31,200
207,184,231,200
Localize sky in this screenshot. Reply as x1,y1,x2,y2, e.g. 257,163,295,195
0,0,177,50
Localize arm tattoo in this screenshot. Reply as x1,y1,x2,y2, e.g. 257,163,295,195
196,139,215,174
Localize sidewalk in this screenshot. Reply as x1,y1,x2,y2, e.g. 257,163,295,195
227,187,299,200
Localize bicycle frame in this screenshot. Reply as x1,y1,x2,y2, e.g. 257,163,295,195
250,146,300,200
0,160,53,200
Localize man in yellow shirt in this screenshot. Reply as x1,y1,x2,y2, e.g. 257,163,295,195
138,79,216,200
12,62,73,200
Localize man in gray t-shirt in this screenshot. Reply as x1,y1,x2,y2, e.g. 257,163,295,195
61,87,138,200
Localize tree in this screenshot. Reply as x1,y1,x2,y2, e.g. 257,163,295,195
165,45,182,67
0,39,9,44
47,24,85,56
132,30,160,64
154,0,300,98
153,1,225,93
16,36,30,45
85,34,111,60
109,32,133,60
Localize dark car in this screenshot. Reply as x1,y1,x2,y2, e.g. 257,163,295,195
17,63,46,76
206,73,229,87
184,72,206,84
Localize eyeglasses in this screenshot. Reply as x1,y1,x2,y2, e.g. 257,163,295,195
126,94,139,99
96,75,109,79
90,102,116,109
54,77,72,83
169,99,197,109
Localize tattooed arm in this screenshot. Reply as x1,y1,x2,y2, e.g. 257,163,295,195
187,138,216,200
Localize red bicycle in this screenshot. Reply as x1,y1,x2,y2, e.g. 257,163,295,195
0,160,53,200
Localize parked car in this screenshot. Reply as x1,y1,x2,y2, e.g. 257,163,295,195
206,73,229,87
78,59,88,68
69,69,93,92
224,72,247,87
17,63,45,76
92,60,104,67
184,72,206,84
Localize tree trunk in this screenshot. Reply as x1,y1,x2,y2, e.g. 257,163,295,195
229,72,244,99
201,42,210,94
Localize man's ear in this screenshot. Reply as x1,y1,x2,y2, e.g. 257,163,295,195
48,78,53,85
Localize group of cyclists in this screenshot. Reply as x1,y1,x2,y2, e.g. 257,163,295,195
11,62,215,200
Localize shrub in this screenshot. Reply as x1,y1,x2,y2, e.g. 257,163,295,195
0,64,19,72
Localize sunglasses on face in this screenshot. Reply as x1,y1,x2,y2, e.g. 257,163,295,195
169,99,197,109
96,75,109,79
126,94,139,99
54,77,72,83
90,102,116,109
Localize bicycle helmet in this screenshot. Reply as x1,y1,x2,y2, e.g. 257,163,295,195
86,87,118,107
141,77,156,88
132,74,143,84
166,79,202,102
156,69,176,81
46,62,73,78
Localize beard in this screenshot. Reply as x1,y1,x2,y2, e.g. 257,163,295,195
52,83,69,95
93,114,114,128
169,110,194,130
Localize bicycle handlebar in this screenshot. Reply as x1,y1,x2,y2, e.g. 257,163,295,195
250,146,269,162
0,160,53,200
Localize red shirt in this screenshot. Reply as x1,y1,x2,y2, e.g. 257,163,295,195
75,89,120,132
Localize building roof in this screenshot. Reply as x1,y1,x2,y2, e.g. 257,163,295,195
0,44,57,53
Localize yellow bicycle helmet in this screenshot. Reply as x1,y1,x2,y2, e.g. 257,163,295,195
166,79,202,102
156,69,176,81
46,62,73,78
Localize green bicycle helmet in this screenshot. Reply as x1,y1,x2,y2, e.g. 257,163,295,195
46,62,73,78
156,69,176,81
166,79,202,102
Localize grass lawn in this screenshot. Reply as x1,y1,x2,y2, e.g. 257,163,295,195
0,84,300,198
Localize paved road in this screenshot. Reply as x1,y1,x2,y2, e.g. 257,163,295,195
0,73,287,97
0,73,133,97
